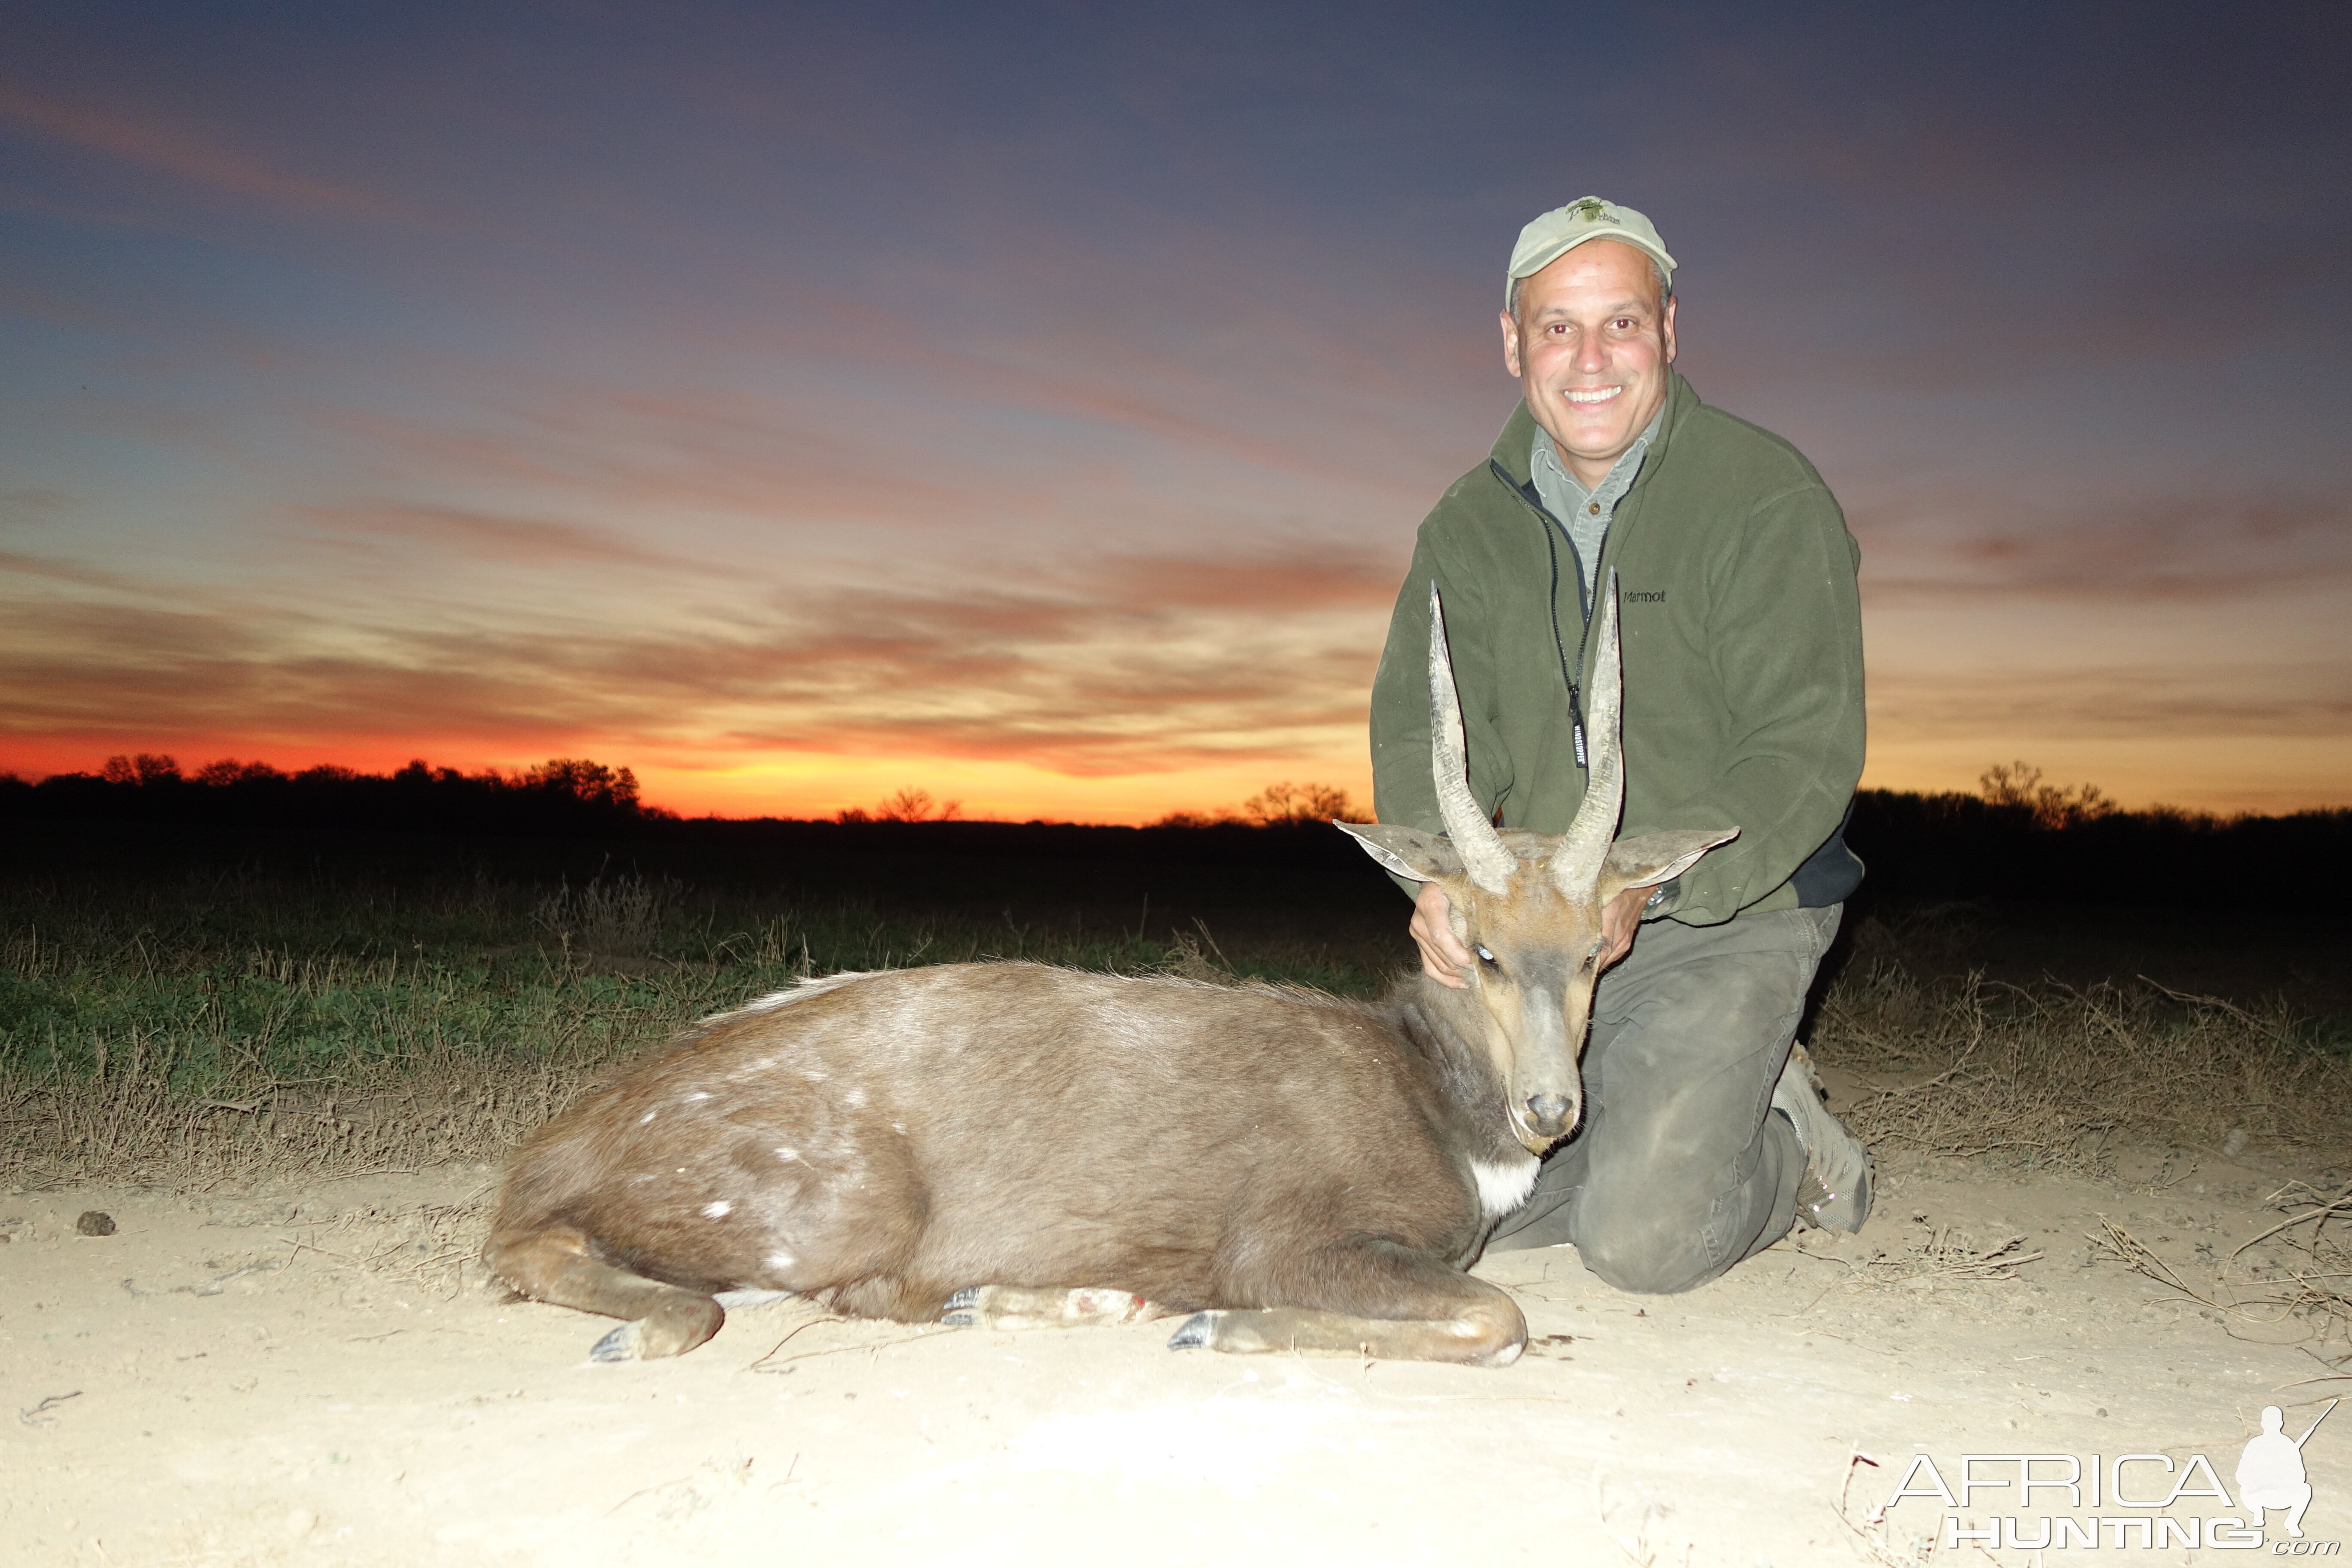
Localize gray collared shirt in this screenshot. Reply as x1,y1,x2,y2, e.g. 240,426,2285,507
1530,403,1664,603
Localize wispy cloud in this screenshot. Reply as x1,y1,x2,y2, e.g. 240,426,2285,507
292,501,730,575
1859,490,2352,604
1870,662,2352,742
317,393,980,530
0,549,156,595
0,83,403,220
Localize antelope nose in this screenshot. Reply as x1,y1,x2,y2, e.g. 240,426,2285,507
1526,1093,1573,1136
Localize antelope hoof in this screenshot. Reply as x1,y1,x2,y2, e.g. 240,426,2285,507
589,1296,725,1362
590,1321,643,1363
1167,1311,1221,1351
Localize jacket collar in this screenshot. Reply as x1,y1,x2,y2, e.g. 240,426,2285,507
1485,371,1698,492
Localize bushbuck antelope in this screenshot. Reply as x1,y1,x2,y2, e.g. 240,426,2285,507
487,579,1734,1366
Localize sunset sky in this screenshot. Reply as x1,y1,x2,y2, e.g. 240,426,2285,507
4,2,2346,821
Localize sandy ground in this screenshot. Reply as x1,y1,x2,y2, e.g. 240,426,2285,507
6,1090,2347,1567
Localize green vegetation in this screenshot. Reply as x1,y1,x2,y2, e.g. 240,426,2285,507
0,866,1393,1188
3,853,2346,1194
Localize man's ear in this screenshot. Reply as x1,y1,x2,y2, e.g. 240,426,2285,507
1335,821,1466,884
1603,827,1736,894
1500,309,1523,380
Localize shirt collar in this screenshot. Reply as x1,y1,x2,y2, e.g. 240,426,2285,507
1529,401,1664,517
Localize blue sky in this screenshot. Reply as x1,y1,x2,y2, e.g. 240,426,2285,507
4,1,2346,817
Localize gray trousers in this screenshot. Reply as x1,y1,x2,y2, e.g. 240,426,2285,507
1485,902,1842,1292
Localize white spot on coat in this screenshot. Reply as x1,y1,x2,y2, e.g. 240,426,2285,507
1471,1154,1540,1219
802,1069,829,1081
703,1200,732,1219
638,1111,656,1124
844,1087,868,1108
765,1250,796,1271
685,1091,711,1102
775,1146,800,1162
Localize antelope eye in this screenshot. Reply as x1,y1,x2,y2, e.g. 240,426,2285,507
1474,945,1497,965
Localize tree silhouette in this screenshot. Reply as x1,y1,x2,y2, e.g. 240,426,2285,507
842,787,964,824
1977,761,2116,830
524,759,642,809
1242,781,1356,825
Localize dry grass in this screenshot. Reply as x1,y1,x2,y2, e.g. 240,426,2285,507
1814,922,2352,1174
6,877,2348,1197
1856,1219,2042,1291
2091,1181,2352,1366
532,872,684,959
0,1044,584,1191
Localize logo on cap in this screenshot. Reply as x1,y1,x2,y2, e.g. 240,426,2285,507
1571,198,1614,224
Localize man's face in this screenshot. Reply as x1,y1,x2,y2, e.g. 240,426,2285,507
1501,239,1677,490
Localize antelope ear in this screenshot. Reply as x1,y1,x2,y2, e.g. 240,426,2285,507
1334,821,1464,884
1605,827,1739,891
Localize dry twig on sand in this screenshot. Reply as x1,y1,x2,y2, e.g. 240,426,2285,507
2092,1185,2352,1363
277,1191,495,1300
1866,1225,2043,1289
1799,1215,2043,1295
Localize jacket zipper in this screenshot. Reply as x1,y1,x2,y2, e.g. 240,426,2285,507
1488,458,1595,772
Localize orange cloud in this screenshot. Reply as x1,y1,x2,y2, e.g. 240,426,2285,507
0,536,1399,815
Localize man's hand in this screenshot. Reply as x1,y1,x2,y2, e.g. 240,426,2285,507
1409,883,1474,988
1598,884,1651,970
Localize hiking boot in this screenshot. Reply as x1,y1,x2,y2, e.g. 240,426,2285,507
1772,1041,1871,1233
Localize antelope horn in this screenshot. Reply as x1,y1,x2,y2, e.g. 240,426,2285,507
1552,572,1623,894
1427,582,1516,894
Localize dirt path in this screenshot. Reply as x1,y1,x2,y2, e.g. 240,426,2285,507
6,1137,2346,1566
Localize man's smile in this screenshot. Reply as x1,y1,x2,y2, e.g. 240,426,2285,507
1563,385,1624,405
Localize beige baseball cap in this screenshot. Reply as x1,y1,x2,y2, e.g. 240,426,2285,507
1507,196,1677,307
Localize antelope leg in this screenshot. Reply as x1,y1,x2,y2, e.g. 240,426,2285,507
1167,1238,1527,1366
484,1223,724,1361
941,1285,1164,1330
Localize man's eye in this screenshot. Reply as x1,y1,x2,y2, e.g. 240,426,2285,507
1475,945,1497,965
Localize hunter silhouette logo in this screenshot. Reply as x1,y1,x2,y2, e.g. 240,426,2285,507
1877,1396,2340,1552
2240,1400,2334,1540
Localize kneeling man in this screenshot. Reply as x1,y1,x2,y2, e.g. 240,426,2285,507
1370,197,1872,1290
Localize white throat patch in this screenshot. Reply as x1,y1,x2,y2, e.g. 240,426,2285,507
1470,1153,1541,1219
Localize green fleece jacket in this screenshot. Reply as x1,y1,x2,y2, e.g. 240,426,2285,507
1369,372,1865,926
